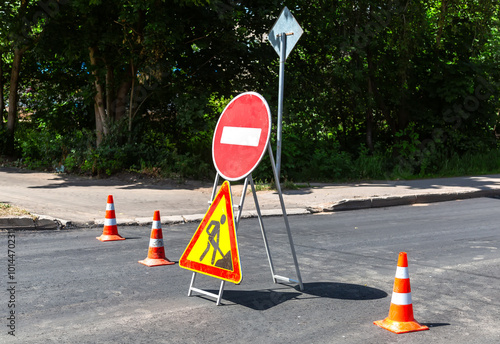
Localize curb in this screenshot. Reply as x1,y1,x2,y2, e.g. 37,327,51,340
2,189,499,230
316,189,500,212
0,215,66,230
55,208,312,229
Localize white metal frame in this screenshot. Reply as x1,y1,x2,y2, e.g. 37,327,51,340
187,143,304,305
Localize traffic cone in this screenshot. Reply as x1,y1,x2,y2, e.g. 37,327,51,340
374,252,429,334
96,195,125,242
138,210,175,266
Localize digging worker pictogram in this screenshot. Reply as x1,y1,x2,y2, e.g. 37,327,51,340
199,214,233,270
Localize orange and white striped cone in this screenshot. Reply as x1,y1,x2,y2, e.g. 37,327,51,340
138,210,175,266
96,195,125,242
374,252,429,334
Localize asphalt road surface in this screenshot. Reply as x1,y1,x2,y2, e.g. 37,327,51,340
1,198,499,343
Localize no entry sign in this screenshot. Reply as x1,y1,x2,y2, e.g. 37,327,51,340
212,92,271,181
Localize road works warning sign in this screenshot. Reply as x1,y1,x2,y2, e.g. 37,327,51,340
179,181,242,284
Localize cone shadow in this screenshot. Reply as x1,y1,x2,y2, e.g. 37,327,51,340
422,322,451,328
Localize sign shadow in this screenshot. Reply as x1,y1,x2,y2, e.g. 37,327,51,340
205,281,387,310
205,289,301,310
295,282,388,300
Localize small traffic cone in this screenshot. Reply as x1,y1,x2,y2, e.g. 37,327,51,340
96,195,125,242
138,210,175,266
374,252,429,334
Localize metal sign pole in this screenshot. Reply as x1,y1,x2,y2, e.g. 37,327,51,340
269,6,303,182
276,32,286,181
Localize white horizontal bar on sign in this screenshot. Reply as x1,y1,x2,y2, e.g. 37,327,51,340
220,126,262,147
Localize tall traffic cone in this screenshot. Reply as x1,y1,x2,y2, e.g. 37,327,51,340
96,195,125,242
138,210,175,266
374,252,429,334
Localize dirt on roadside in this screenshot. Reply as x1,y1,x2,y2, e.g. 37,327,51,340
0,203,32,218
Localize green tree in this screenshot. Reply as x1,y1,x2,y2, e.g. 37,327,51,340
2,0,499,180
1,0,63,154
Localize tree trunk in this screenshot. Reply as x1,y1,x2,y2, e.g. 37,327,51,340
398,72,409,131
89,46,107,147
435,1,447,50
366,46,374,152
128,62,135,133
94,103,104,146
6,48,25,155
114,79,132,121
105,64,115,120
366,102,374,151
0,53,4,129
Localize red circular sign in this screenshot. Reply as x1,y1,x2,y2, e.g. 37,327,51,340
212,92,271,181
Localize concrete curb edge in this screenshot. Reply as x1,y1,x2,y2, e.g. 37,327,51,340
2,189,499,230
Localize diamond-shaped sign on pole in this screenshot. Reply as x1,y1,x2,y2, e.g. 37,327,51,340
268,6,303,60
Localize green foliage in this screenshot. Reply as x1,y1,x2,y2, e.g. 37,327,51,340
9,112,214,179
437,150,500,176
1,0,500,183
0,126,9,155
352,145,390,180
16,122,65,169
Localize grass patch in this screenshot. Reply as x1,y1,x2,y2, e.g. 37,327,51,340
250,179,310,192
0,203,32,218
252,179,273,192
434,150,500,177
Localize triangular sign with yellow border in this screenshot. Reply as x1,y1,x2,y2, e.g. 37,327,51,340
179,181,242,284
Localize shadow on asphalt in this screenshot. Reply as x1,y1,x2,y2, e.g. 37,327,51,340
296,282,388,300
206,289,302,310
422,323,451,328
0,167,211,190
205,281,387,310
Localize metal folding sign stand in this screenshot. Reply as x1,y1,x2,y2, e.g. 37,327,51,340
187,143,304,305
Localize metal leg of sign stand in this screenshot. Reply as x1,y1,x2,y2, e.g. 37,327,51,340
235,175,278,281
186,163,303,305
234,177,249,228
187,173,227,306
210,173,220,202
248,174,277,282
188,272,225,306
234,175,276,281
267,145,304,291
236,157,303,290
